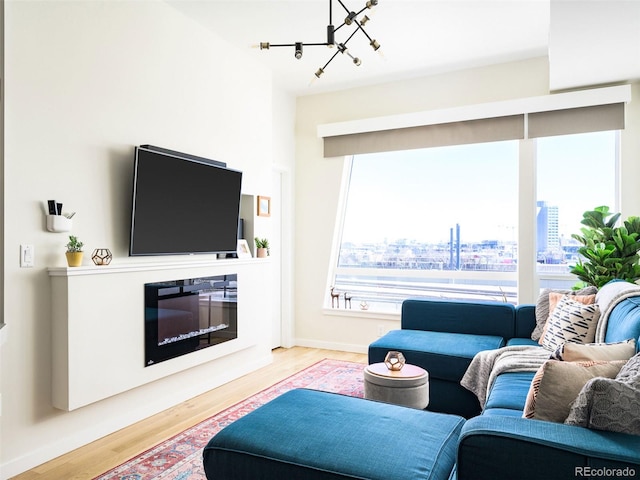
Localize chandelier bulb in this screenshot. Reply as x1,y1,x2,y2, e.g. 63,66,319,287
353,57,362,66
345,11,357,25
315,67,325,78
259,42,270,50
360,15,370,26
295,42,303,59
366,0,378,8
370,39,380,51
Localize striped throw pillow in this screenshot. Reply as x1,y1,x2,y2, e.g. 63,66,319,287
541,296,600,351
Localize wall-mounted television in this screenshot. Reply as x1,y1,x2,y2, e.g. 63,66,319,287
129,145,243,256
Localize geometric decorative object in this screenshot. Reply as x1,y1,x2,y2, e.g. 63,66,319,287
91,248,112,266
384,350,406,371
257,0,381,80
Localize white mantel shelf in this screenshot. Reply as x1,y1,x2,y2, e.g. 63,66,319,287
48,257,269,276
49,257,273,411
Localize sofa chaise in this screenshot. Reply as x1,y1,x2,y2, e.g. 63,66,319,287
203,281,640,479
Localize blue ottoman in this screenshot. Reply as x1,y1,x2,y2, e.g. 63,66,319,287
203,388,465,480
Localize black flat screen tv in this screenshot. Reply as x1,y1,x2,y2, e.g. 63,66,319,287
129,145,242,256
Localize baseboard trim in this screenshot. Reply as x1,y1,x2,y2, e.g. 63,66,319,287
293,337,368,355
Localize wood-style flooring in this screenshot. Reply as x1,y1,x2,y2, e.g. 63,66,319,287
12,347,367,480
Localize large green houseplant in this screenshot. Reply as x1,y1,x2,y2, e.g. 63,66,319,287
570,206,640,288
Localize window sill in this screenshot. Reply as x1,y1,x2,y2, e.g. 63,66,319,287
322,307,400,322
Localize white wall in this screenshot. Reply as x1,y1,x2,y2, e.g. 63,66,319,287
549,0,640,91
2,0,290,476
293,57,640,353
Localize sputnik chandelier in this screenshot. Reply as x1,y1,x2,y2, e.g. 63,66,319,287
258,0,381,79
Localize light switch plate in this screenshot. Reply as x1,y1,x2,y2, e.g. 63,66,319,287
20,244,34,268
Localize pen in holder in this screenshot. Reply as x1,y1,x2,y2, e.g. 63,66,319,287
46,215,72,233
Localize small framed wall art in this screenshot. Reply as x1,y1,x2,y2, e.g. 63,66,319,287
236,239,252,258
257,195,271,217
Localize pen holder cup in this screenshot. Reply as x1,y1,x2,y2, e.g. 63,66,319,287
47,215,72,233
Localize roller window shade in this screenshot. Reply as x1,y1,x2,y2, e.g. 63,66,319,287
323,115,525,158
528,103,625,139
322,98,626,158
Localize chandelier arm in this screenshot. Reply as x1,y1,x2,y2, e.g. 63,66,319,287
322,50,341,70
267,42,331,48
336,0,351,15
341,27,360,46
354,22,374,43
333,22,348,33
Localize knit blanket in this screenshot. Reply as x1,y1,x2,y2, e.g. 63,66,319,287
460,346,550,408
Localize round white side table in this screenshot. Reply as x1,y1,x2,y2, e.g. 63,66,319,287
364,362,429,409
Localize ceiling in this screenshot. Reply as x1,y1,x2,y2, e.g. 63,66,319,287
167,0,551,96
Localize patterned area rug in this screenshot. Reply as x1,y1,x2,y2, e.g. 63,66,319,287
94,358,365,480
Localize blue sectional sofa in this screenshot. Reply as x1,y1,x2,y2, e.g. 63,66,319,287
204,282,640,480
369,285,640,479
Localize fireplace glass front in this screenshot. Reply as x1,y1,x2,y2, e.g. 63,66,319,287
144,274,237,366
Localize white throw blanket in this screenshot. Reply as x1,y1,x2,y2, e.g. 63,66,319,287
460,346,550,408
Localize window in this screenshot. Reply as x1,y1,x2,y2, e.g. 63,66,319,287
330,131,619,312
334,141,519,311
536,131,618,289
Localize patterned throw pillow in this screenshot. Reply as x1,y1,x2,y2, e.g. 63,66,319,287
532,286,598,341
565,352,640,434
523,359,626,423
541,296,601,351
550,339,636,362
538,292,596,345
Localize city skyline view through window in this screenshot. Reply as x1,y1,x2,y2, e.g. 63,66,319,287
332,131,618,309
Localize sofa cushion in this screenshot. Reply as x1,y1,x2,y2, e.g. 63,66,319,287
603,296,640,344
523,359,626,423
515,304,536,338
506,338,540,347
566,352,640,435
203,388,465,480
458,415,640,480
369,329,504,382
484,371,534,413
532,286,597,341
540,297,600,351
550,339,636,362
401,298,516,339
481,407,524,417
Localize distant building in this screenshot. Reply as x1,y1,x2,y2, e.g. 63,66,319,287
537,201,561,259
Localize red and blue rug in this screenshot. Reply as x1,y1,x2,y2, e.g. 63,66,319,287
94,358,365,480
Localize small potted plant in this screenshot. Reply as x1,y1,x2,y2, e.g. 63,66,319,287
65,235,84,267
254,237,270,258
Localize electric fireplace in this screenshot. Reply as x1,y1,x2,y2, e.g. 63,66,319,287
145,274,237,366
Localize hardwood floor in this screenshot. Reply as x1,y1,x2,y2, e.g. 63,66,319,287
12,347,367,480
